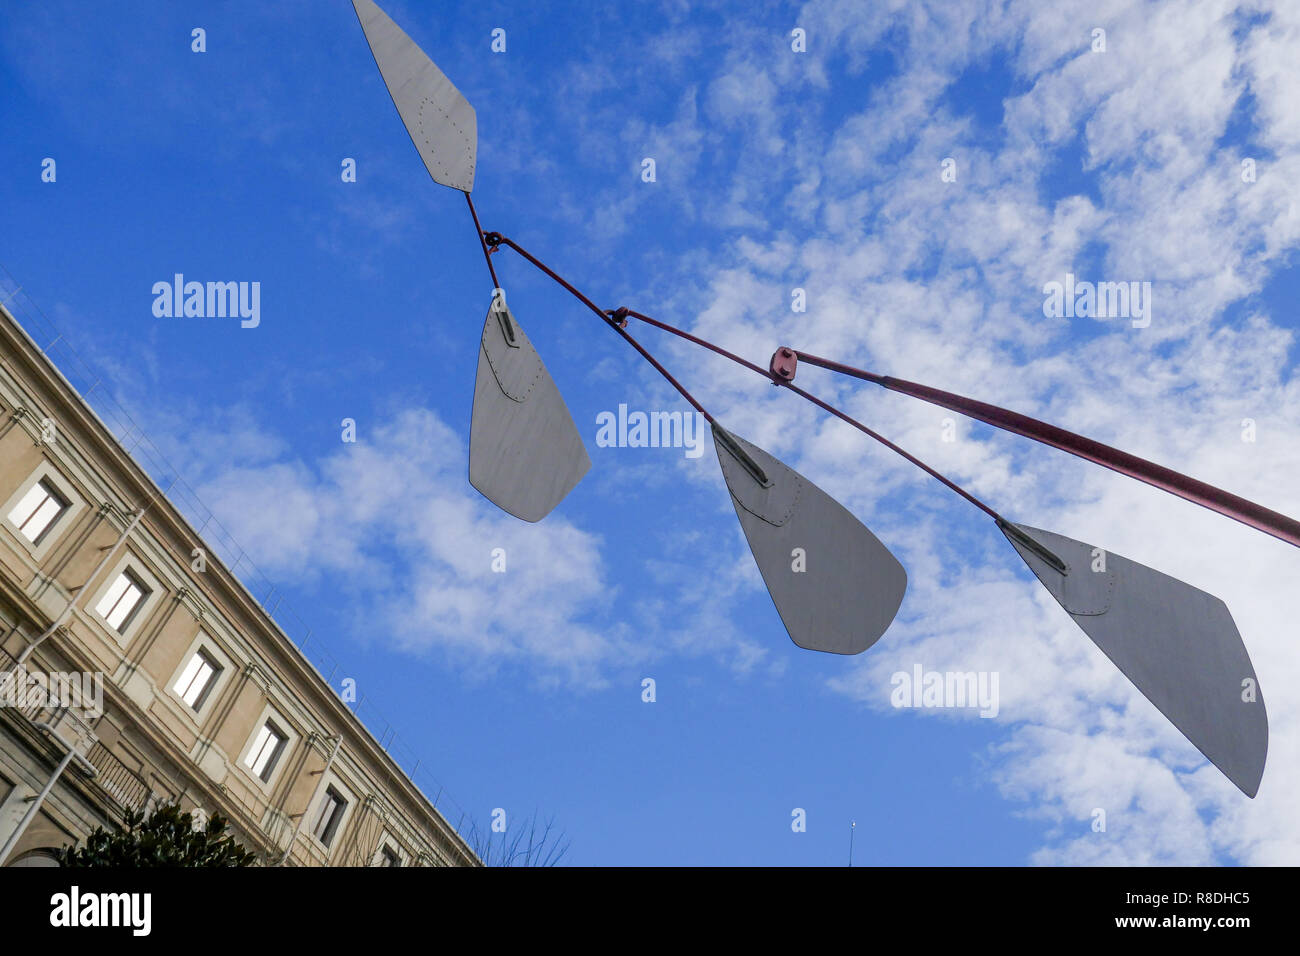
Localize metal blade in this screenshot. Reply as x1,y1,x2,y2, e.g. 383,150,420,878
469,297,591,522
352,0,477,192
1000,522,1268,797
712,423,907,655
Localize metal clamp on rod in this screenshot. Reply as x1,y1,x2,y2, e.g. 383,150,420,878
769,347,798,382
713,426,773,489
492,297,518,347
996,519,1068,576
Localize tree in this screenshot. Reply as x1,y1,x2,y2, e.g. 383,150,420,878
465,809,570,867
57,803,258,867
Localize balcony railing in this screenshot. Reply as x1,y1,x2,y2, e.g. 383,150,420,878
84,741,152,816
2,649,152,818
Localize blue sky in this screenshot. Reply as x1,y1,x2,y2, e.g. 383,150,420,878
3,0,1299,865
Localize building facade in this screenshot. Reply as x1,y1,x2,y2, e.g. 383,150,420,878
0,301,477,867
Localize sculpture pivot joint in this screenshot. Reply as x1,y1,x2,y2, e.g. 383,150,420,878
770,346,798,383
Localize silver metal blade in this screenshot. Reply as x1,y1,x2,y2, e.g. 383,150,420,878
352,0,477,192
713,423,907,655
1001,522,1268,797
469,298,590,522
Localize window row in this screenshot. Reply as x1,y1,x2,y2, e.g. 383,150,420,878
172,648,374,857
3,468,154,639
7,478,69,545
5,466,410,862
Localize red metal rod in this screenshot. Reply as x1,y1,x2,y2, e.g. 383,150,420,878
464,192,500,289
780,379,1003,522
623,310,1002,520
790,348,1300,550
488,234,606,324
625,309,769,377
614,328,712,422
487,235,712,422
484,237,1008,521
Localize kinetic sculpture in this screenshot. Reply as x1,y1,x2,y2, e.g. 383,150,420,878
351,0,1288,796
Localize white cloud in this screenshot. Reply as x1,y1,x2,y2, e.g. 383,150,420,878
646,0,1300,863
188,407,626,686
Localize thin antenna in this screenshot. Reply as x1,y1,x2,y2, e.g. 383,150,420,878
849,820,855,867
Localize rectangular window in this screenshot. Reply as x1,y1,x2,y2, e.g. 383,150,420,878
7,479,69,544
312,786,347,848
172,650,221,710
380,844,401,867
243,721,287,782
94,569,150,632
